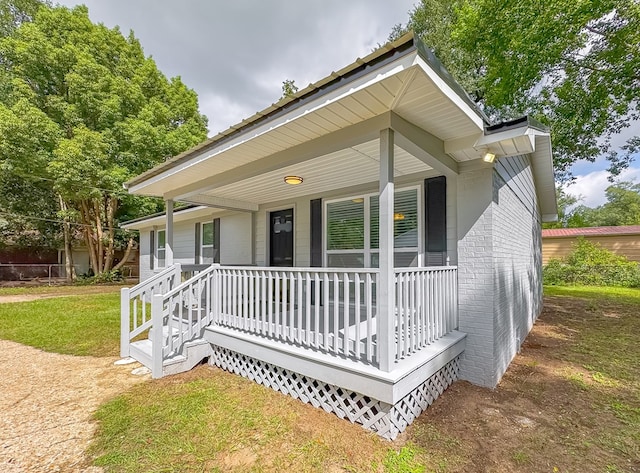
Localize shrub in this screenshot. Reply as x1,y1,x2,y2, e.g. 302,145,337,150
543,237,640,287
75,270,124,285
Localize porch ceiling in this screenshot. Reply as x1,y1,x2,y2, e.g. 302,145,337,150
126,36,487,201
188,141,430,205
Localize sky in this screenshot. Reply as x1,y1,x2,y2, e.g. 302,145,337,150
54,0,639,209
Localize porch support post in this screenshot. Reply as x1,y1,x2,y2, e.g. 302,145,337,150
165,199,174,267
378,128,395,372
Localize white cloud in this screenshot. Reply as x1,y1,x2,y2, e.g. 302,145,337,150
565,167,640,208
56,0,417,134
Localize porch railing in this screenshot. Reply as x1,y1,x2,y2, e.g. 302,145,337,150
151,264,219,377
120,263,182,357
214,266,380,364
123,264,459,376
394,266,458,361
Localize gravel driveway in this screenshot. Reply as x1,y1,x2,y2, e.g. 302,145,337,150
0,340,148,472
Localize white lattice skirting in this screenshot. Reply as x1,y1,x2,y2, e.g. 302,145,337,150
209,346,460,440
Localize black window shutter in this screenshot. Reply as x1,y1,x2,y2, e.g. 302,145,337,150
194,223,201,264
213,218,220,263
425,176,447,253
310,199,322,267
149,230,155,270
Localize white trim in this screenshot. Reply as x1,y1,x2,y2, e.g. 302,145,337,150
200,221,215,265
155,228,166,269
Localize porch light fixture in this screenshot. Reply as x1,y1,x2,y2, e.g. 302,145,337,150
284,175,303,185
351,197,364,203
394,212,405,221
482,152,496,163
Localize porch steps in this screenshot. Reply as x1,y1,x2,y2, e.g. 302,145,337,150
130,337,212,377
129,318,212,377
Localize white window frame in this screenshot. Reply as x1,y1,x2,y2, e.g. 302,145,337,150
200,221,215,264
155,228,166,268
323,185,422,268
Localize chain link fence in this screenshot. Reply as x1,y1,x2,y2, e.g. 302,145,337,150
0,263,136,285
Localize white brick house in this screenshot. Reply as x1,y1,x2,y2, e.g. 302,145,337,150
120,32,557,439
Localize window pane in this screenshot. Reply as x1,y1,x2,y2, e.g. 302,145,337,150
394,189,418,248
202,247,214,264
157,249,165,267
327,199,364,250
202,222,214,246
370,189,418,250
395,252,418,267
327,253,365,268
157,230,166,249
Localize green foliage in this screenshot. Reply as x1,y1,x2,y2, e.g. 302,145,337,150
543,238,640,287
572,181,640,227
395,0,640,180
75,269,124,285
0,3,207,271
281,79,298,98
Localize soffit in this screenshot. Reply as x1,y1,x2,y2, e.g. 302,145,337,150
197,141,430,204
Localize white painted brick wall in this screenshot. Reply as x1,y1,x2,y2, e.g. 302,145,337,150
491,156,543,382
456,157,543,388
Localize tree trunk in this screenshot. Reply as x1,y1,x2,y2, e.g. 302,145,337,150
58,195,75,282
94,200,104,274
112,236,134,274
80,200,99,276
103,196,118,272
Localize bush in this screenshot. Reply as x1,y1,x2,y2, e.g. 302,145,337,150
75,269,124,285
543,238,640,287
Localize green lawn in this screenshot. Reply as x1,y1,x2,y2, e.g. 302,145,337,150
0,292,121,357
89,286,640,472
1,285,637,471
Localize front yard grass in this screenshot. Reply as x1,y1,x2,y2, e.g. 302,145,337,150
0,292,120,357
88,286,640,472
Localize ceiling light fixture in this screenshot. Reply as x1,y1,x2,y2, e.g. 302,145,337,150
482,152,496,163
394,212,405,221
284,175,303,185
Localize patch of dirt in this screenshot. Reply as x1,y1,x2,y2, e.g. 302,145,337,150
0,294,59,303
408,294,640,473
0,285,124,304
0,340,148,472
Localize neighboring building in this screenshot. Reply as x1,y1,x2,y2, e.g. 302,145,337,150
120,32,557,440
542,226,640,264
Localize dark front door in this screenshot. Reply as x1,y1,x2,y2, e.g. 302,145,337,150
269,209,294,267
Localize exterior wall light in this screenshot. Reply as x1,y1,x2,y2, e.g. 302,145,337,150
284,176,303,185
483,152,496,163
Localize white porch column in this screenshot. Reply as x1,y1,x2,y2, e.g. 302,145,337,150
165,199,174,267
378,128,395,372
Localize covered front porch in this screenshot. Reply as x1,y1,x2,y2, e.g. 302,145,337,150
121,261,463,439
118,32,544,438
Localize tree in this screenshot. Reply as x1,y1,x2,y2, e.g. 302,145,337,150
392,0,640,180
0,5,208,278
281,79,298,99
542,187,581,229
571,181,640,226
